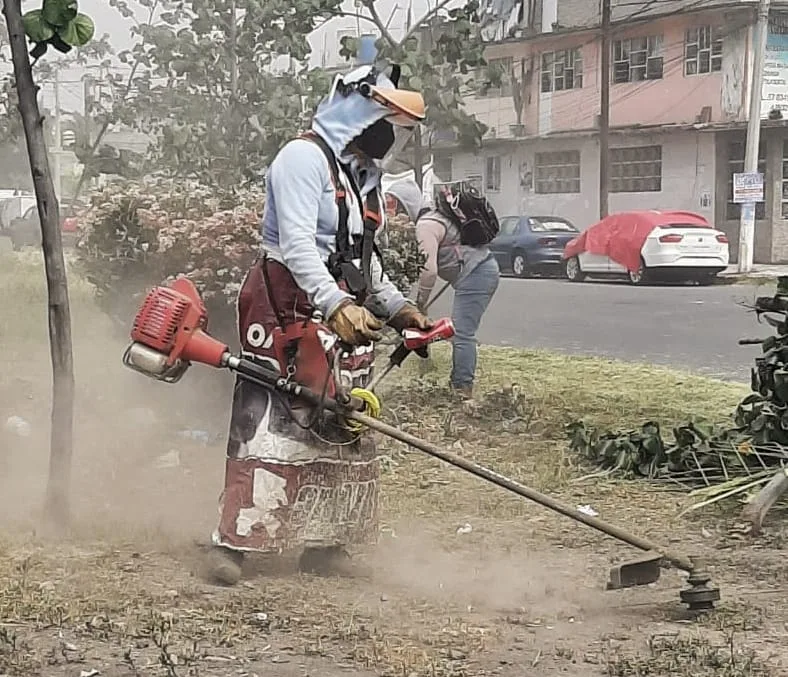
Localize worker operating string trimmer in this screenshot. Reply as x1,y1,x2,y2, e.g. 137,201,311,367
194,63,438,586
119,63,722,613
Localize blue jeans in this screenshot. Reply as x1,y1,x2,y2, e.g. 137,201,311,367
451,256,500,389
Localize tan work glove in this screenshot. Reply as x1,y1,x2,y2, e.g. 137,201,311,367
387,303,434,333
328,300,384,346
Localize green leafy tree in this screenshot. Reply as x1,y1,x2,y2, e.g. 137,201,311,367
338,0,493,185
103,0,494,188
99,0,339,188
2,0,95,525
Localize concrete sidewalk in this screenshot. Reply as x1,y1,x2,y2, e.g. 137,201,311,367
720,264,788,279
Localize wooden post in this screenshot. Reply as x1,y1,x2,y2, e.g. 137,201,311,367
3,0,75,526
413,125,424,194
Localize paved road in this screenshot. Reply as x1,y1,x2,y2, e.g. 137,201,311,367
430,278,774,382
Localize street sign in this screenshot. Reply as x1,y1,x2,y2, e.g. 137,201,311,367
733,171,764,204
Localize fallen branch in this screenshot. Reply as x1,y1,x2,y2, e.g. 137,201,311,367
741,466,788,535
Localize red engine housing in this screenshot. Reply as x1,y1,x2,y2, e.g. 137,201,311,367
130,277,228,368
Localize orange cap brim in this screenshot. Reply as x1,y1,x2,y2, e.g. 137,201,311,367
370,87,426,125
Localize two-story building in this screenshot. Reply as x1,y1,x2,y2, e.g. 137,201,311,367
437,0,788,263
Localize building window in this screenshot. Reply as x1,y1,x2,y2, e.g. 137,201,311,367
481,57,513,98
726,141,766,220
486,156,501,192
610,145,662,193
540,49,584,93
782,139,788,219
685,26,723,75
613,36,664,83
534,150,581,194
433,155,453,182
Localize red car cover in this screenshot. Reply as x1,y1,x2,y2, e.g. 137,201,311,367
563,210,712,273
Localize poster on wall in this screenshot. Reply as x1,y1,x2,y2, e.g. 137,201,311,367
762,14,788,119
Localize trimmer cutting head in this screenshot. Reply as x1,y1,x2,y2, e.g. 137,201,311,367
607,553,720,612
679,561,721,612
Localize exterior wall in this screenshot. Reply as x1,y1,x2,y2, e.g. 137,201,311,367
469,8,751,140
714,127,788,264
441,129,716,231
526,11,749,135
557,0,751,29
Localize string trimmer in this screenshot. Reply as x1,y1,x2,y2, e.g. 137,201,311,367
122,277,721,612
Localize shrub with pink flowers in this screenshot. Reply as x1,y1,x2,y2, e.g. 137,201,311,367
76,178,264,341
77,178,425,343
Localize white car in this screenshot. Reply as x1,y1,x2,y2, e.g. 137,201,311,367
563,210,730,285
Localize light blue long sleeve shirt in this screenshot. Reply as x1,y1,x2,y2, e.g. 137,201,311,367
261,71,409,321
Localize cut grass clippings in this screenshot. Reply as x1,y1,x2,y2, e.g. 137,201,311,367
0,249,780,677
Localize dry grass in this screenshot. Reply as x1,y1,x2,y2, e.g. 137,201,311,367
0,248,782,677
601,632,775,676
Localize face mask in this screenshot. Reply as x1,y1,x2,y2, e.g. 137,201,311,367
354,118,395,160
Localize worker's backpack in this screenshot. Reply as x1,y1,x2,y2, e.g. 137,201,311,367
434,181,500,247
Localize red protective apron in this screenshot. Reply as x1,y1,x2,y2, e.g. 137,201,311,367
213,259,379,553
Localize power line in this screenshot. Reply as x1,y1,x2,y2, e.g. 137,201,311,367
534,17,750,124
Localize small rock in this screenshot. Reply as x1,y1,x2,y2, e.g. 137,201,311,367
576,504,598,517
271,656,290,664
4,416,31,438
456,523,473,535
155,449,181,469
80,671,100,677
447,649,467,660
177,429,212,445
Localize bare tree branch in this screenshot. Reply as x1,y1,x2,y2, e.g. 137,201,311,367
360,0,397,47
71,0,161,202
403,0,453,42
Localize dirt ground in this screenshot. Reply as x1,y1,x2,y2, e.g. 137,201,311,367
1,249,786,677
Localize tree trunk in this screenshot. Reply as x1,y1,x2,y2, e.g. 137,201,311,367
3,0,75,526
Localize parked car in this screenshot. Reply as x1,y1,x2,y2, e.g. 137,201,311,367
562,210,730,285
7,201,81,251
0,193,36,235
489,215,580,278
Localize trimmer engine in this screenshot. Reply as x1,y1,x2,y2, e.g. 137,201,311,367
123,277,230,382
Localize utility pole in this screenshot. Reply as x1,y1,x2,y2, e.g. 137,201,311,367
53,69,62,201
599,0,611,219
738,0,771,273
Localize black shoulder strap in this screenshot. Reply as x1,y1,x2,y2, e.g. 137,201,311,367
300,132,351,258
299,132,367,299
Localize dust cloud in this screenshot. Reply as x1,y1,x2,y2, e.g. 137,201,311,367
0,267,233,548
367,522,610,623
